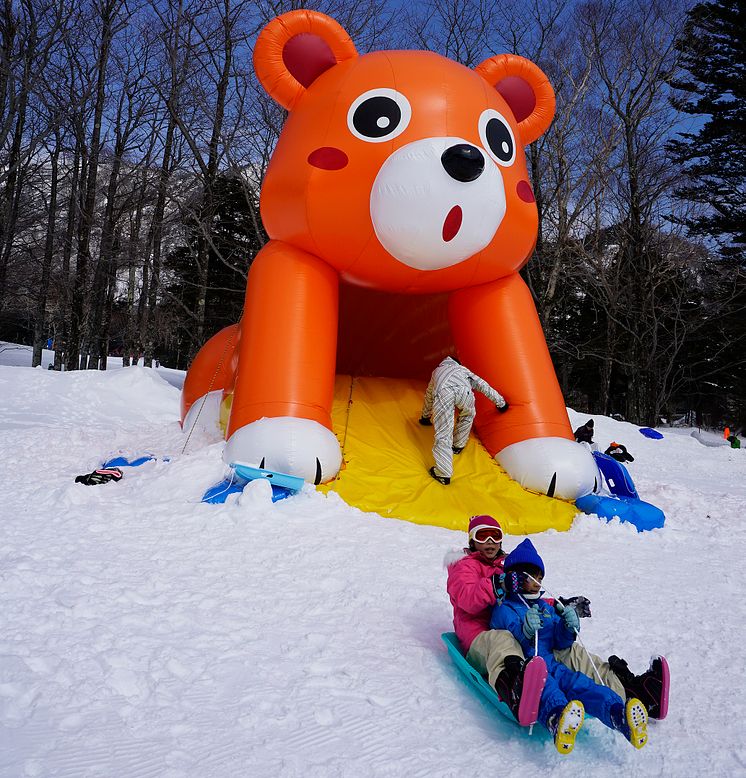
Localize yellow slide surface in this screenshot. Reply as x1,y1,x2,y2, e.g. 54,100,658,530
321,376,578,535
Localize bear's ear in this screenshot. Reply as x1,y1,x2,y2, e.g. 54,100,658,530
253,10,358,111
475,54,555,145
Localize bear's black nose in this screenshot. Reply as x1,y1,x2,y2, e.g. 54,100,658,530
441,144,485,182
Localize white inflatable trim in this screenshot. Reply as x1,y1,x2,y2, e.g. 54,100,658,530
496,437,601,501
224,417,342,484
182,390,223,439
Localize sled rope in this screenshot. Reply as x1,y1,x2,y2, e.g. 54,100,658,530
333,376,356,481
524,573,607,687
181,322,239,456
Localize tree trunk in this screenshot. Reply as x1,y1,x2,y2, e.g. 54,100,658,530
66,1,122,370
32,137,60,367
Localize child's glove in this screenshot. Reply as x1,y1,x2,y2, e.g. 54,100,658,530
497,402,509,413
561,606,580,633
558,595,592,618
74,467,123,486
491,573,506,605
418,416,432,426
522,605,543,640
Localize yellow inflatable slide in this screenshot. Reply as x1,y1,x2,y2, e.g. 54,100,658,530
321,376,578,535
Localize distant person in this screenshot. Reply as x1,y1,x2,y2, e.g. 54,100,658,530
605,441,634,462
490,540,650,754
573,419,595,446
419,356,508,485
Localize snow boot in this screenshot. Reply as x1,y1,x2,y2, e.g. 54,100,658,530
428,466,450,485
611,697,649,749
609,654,669,719
495,654,548,726
547,700,585,755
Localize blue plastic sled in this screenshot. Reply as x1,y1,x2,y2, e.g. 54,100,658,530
201,463,304,505
579,452,665,531
639,427,664,439
102,454,162,468
576,493,665,531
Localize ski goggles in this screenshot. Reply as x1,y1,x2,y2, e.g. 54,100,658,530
471,527,503,544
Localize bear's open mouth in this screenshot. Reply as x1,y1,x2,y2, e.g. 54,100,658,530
442,205,462,242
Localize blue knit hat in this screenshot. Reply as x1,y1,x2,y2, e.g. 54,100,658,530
504,539,545,576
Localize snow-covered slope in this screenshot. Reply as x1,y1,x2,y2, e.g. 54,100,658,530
1,356,744,777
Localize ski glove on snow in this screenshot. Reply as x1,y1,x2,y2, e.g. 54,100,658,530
74,467,123,486
522,605,543,640
561,605,580,633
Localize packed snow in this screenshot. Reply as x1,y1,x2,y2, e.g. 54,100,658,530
1,342,745,777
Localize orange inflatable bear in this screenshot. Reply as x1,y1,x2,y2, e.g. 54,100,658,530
181,10,599,500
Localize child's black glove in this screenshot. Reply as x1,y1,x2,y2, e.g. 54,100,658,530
557,595,592,618
491,573,506,605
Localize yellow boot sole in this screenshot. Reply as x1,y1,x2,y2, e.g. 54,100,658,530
626,697,649,749
554,700,585,755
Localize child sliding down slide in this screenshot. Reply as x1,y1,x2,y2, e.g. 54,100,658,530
490,540,650,754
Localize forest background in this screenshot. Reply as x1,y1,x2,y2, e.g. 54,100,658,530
0,0,743,428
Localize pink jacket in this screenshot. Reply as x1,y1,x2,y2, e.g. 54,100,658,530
446,551,506,652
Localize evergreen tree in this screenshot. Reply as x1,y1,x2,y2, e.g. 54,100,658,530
162,173,264,367
668,0,746,255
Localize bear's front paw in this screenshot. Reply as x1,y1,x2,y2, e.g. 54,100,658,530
223,417,342,485
496,438,600,500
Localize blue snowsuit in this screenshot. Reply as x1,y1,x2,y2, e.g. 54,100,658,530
490,595,625,730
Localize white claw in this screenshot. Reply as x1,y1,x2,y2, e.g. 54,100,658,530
223,417,342,484
496,437,600,500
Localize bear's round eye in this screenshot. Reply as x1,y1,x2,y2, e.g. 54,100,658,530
478,109,516,167
347,88,411,143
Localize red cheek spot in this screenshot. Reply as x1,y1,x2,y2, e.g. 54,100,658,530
517,180,535,203
308,147,349,170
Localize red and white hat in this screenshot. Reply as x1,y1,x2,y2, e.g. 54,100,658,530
467,514,503,542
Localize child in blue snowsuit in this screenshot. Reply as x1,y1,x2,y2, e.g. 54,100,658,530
490,539,649,755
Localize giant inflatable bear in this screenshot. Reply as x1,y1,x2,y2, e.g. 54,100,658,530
181,10,599,501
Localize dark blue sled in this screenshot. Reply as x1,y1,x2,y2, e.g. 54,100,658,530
592,452,638,499
201,463,304,504
639,427,664,439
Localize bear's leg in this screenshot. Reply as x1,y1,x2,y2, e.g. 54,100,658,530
449,272,599,500
223,240,342,484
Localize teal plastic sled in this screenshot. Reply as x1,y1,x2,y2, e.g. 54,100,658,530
202,463,304,504
231,462,305,491
442,632,594,738
441,632,518,724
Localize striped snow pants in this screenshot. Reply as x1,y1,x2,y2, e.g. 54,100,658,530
429,384,475,479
